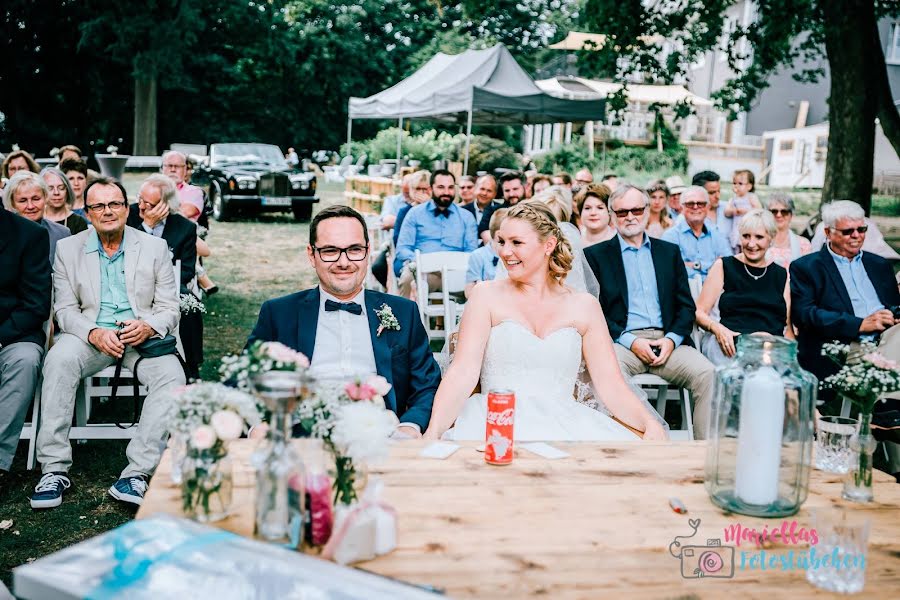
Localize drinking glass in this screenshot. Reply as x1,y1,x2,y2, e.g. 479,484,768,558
815,416,858,474
806,508,870,594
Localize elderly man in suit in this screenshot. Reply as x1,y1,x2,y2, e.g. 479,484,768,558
585,184,715,439
0,207,51,478
31,178,185,509
249,205,440,436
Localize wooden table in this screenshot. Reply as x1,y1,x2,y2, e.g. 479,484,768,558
138,441,900,598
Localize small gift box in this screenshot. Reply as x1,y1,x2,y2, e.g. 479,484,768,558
13,515,433,599
322,480,397,565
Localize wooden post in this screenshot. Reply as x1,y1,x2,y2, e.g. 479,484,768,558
397,117,403,163
463,106,474,175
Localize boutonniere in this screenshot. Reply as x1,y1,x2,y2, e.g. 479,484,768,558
375,303,400,337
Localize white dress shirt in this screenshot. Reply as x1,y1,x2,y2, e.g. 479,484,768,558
309,287,377,381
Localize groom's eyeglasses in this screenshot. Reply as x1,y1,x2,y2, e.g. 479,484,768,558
313,245,368,262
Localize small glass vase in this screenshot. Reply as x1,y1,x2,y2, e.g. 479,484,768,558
842,413,878,503
168,432,188,485
181,443,233,523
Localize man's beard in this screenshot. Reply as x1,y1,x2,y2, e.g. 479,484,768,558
506,195,522,205
433,194,454,209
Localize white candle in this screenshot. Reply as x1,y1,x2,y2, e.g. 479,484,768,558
735,365,785,505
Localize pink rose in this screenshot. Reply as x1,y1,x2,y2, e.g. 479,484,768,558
344,382,378,401
210,410,244,441
191,425,217,450
864,352,900,371
366,375,392,397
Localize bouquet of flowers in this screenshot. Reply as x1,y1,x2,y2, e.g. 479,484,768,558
822,341,900,414
296,375,398,505
218,340,310,391
179,293,207,315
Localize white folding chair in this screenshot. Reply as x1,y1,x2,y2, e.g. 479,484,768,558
414,250,471,343
631,373,695,441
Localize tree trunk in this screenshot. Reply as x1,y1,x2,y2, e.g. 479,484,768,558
872,25,900,161
820,1,878,214
133,76,157,156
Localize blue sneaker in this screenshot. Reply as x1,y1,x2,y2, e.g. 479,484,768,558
108,475,148,506
30,472,71,509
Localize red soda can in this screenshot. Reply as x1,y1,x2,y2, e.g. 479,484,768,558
485,389,515,465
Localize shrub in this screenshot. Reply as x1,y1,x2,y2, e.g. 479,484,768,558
460,134,519,175
534,138,689,182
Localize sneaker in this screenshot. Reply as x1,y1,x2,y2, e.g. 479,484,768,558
108,475,149,506
30,472,71,509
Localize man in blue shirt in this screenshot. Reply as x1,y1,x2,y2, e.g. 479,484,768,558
394,169,478,298
662,186,732,282
585,185,715,439
692,171,732,243
465,207,508,297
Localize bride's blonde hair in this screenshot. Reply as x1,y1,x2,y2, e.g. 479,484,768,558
505,201,573,284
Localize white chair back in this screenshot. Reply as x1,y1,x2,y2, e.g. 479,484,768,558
414,250,471,342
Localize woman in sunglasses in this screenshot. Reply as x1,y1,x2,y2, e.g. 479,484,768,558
764,192,811,268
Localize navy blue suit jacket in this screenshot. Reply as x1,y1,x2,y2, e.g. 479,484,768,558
790,246,900,382
247,288,440,431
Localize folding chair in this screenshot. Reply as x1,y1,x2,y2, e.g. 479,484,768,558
414,250,471,343
631,373,695,440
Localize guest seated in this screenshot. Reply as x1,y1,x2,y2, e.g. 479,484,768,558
0,204,51,476
665,175,686,218
465,208,508,297
551,172,573,189
392,170,432,248
695,209,793,366
600,173,619,191
573,168,594,192
585,185,715,439
57,145,83,165
461,174,497,226
645,179,673,238
531,174,551,197
60,158,89,218
4,171,71,264
575,183,615,247
764,192,812,268
692,170,732,243
809,214,900,261
41,167,89,235
394,169,478,298
662,185,732,282
2,149,41,181
370,174,413,288
458,175,476,205
790,200,900,413
31,177,185,509
478,172,525,245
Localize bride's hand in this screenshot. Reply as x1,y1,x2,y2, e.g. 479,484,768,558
422,429,441,441
642,420,669,441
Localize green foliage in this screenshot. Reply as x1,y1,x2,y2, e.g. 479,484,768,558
461,134,519,174
534,139,688,181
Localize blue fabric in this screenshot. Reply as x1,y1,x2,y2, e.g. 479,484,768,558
380,193,405,218
662,220,732,281
827,246,884,320
393,200,478,276
392,203,413,247
616,235,683,350
85,229,135,328
466,244,498,283
246,288,441,431
709,205,732,242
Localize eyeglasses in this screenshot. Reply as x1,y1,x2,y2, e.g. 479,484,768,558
682,201,709,209
85,201,127,214
613,206,646,218
313,245,368,262
138,197,160,208
163,163,186,170
770,209,792,217
836,226,868,236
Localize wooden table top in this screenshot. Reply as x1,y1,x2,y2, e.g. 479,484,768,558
137,441,900,599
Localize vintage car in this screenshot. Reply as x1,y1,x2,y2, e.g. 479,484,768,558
191,143,318,221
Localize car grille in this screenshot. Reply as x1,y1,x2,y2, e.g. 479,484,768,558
259,173,290,196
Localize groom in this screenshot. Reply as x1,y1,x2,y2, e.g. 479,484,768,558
248,205,440,437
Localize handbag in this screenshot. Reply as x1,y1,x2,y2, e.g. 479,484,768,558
109,335,186,429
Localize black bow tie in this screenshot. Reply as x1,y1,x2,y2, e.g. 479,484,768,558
324,299,362,315
433,207,449,217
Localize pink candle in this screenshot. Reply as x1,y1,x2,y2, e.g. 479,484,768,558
306,472,334,546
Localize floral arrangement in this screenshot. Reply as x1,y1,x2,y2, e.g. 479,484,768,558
106,145,118,155
219,340,310,391
179,293,207,315
822,341,900,414
296,375,397,505
374,304,400,337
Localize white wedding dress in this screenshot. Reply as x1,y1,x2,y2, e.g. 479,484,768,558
447,320,640,441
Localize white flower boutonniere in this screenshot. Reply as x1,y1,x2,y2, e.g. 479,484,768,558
375,303,400,337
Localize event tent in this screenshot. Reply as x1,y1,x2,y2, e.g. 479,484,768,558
347,44,605,172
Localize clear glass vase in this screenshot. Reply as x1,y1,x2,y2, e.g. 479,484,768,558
251,370,308,548
705,335,817,517
842,413,877,503
168,432,187,485
181,443,233,523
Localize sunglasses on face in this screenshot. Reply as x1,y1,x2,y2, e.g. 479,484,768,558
769,209,792,217
682,201,708,209
836,226,868,236
613,206,646,218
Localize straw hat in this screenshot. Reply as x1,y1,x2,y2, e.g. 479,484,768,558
665,176,687,195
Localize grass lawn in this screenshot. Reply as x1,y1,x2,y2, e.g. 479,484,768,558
0,183,342,586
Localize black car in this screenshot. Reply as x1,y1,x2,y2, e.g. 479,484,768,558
192,143,318,221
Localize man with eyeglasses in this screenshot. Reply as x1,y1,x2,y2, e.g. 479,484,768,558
662,186,732,282
161,150,204,223
585,185,715,439
31,177,184,510
791,200,900,408
248,205,440,439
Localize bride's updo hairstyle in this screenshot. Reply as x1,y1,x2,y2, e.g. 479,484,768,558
505,201,573,283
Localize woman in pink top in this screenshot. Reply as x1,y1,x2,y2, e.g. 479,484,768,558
764,192,811,268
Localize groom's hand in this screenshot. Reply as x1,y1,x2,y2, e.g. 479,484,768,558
648,338,675,367
392,425,423,440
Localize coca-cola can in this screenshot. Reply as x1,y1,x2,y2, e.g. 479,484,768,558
485,389,515,465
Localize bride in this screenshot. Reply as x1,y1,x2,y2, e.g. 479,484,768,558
424,202,668,441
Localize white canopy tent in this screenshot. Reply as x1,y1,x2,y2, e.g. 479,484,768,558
347,45,606,173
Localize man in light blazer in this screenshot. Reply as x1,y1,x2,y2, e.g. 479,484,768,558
32,178,185,510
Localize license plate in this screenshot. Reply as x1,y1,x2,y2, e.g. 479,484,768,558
261,196,292,206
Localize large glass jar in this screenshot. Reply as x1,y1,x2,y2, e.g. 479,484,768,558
705,335,817,517
251,370,308,548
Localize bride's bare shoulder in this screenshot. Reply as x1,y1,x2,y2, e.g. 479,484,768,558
564,290,604,319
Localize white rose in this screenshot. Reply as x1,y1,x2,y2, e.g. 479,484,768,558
210,410,244,441
366,375,392,397
191,425,218,450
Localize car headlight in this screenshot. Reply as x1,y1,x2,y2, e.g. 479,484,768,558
236,177,256,190
290,176,310,190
